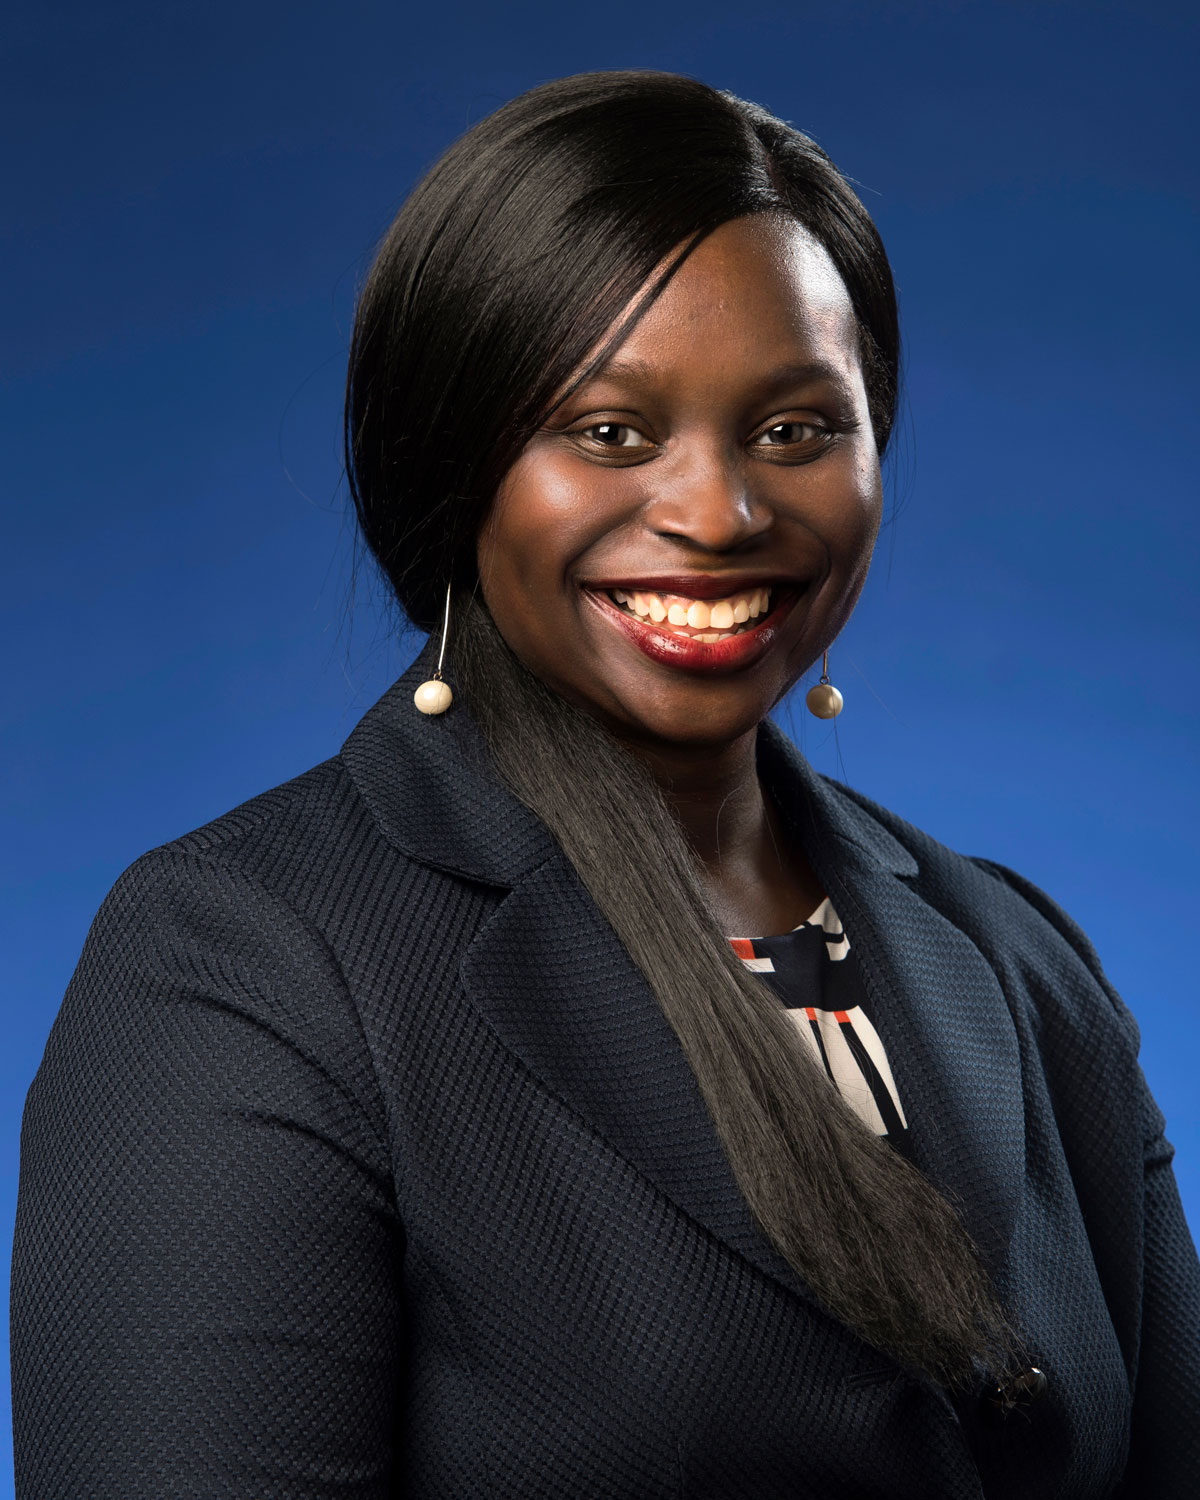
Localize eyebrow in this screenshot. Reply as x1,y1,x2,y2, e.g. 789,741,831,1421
582,355,854,400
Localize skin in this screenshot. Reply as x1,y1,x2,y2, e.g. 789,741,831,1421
477,212,883,937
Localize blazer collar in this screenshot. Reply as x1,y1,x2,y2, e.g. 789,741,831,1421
341,642,558,889
341,648,1024,1323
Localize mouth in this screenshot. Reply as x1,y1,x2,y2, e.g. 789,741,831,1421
580,577,804,674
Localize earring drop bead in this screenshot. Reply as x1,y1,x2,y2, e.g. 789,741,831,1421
806,682,844,719
414,679,453,715
414,584,455,716
806,648,843,719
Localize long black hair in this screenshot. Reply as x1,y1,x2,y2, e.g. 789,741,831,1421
346,69,1020,1392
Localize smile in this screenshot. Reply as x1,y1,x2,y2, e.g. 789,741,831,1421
581,577,802,674
608,585,771,642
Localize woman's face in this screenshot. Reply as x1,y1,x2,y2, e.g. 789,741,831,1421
477,212,883,754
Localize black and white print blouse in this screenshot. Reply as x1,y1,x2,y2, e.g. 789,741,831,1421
729,898,910,1154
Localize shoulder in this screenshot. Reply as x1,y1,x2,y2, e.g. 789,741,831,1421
81,728,499,1033
17,762,402,1194
67,749,437,1082
102,729,441,931
93,755,375,960
138,750,373,886
68,757,381,1046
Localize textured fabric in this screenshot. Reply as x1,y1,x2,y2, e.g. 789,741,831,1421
11,647,1200,1498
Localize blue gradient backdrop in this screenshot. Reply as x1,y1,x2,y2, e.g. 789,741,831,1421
4,2,1197,1483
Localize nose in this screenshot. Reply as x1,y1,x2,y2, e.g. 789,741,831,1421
643,447,773,556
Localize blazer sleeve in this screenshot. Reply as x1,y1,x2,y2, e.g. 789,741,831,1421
10,847,405,1499
972,857,1200,1494
1128,1102,1200,1493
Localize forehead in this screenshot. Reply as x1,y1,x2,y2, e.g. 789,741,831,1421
577,214,861,397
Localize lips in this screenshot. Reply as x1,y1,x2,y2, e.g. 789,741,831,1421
580,577,804,674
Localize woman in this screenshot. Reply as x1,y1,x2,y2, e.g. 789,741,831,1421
11,69,1199,1498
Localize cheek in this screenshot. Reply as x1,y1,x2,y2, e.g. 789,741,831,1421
480,457,583,588
477,478,592,666
479,451,638,602
826,443,883,562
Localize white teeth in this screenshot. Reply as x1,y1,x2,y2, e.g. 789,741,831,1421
686,600,711,629
608,584,775,633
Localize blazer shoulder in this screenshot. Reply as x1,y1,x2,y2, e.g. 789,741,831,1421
71,754,399,1043
85,745,496,1038
116,751,428,909
77,753,376,1013
55,759,403,1153
156,754,364,863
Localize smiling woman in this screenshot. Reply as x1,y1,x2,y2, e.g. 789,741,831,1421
12,69,1200,1499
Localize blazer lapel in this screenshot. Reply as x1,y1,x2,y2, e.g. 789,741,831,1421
459,848,818,1310
343,652,815,1310
341,642,557,889
758,724,1026,1275
344,657,1024,1314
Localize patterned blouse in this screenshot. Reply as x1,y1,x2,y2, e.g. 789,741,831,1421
729,897,910,1154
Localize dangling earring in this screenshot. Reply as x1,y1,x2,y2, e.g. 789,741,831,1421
413,585,454,715
806,649,844,719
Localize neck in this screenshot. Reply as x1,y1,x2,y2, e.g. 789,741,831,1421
626,727,764,868
620,725,825,937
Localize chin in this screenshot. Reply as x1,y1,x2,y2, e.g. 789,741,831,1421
519,643,789,755
604,693,771,754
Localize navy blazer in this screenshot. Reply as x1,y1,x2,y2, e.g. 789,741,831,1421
12,649,1200,1498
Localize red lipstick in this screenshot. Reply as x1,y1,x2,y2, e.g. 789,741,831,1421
582,586,800,675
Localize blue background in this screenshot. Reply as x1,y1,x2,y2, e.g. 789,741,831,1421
4,0,1197,1481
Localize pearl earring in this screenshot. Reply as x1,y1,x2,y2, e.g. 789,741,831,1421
413,585,454,716
805,649,844,719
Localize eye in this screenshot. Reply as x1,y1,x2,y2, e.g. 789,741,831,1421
751,420,832,449
577,421,653,450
